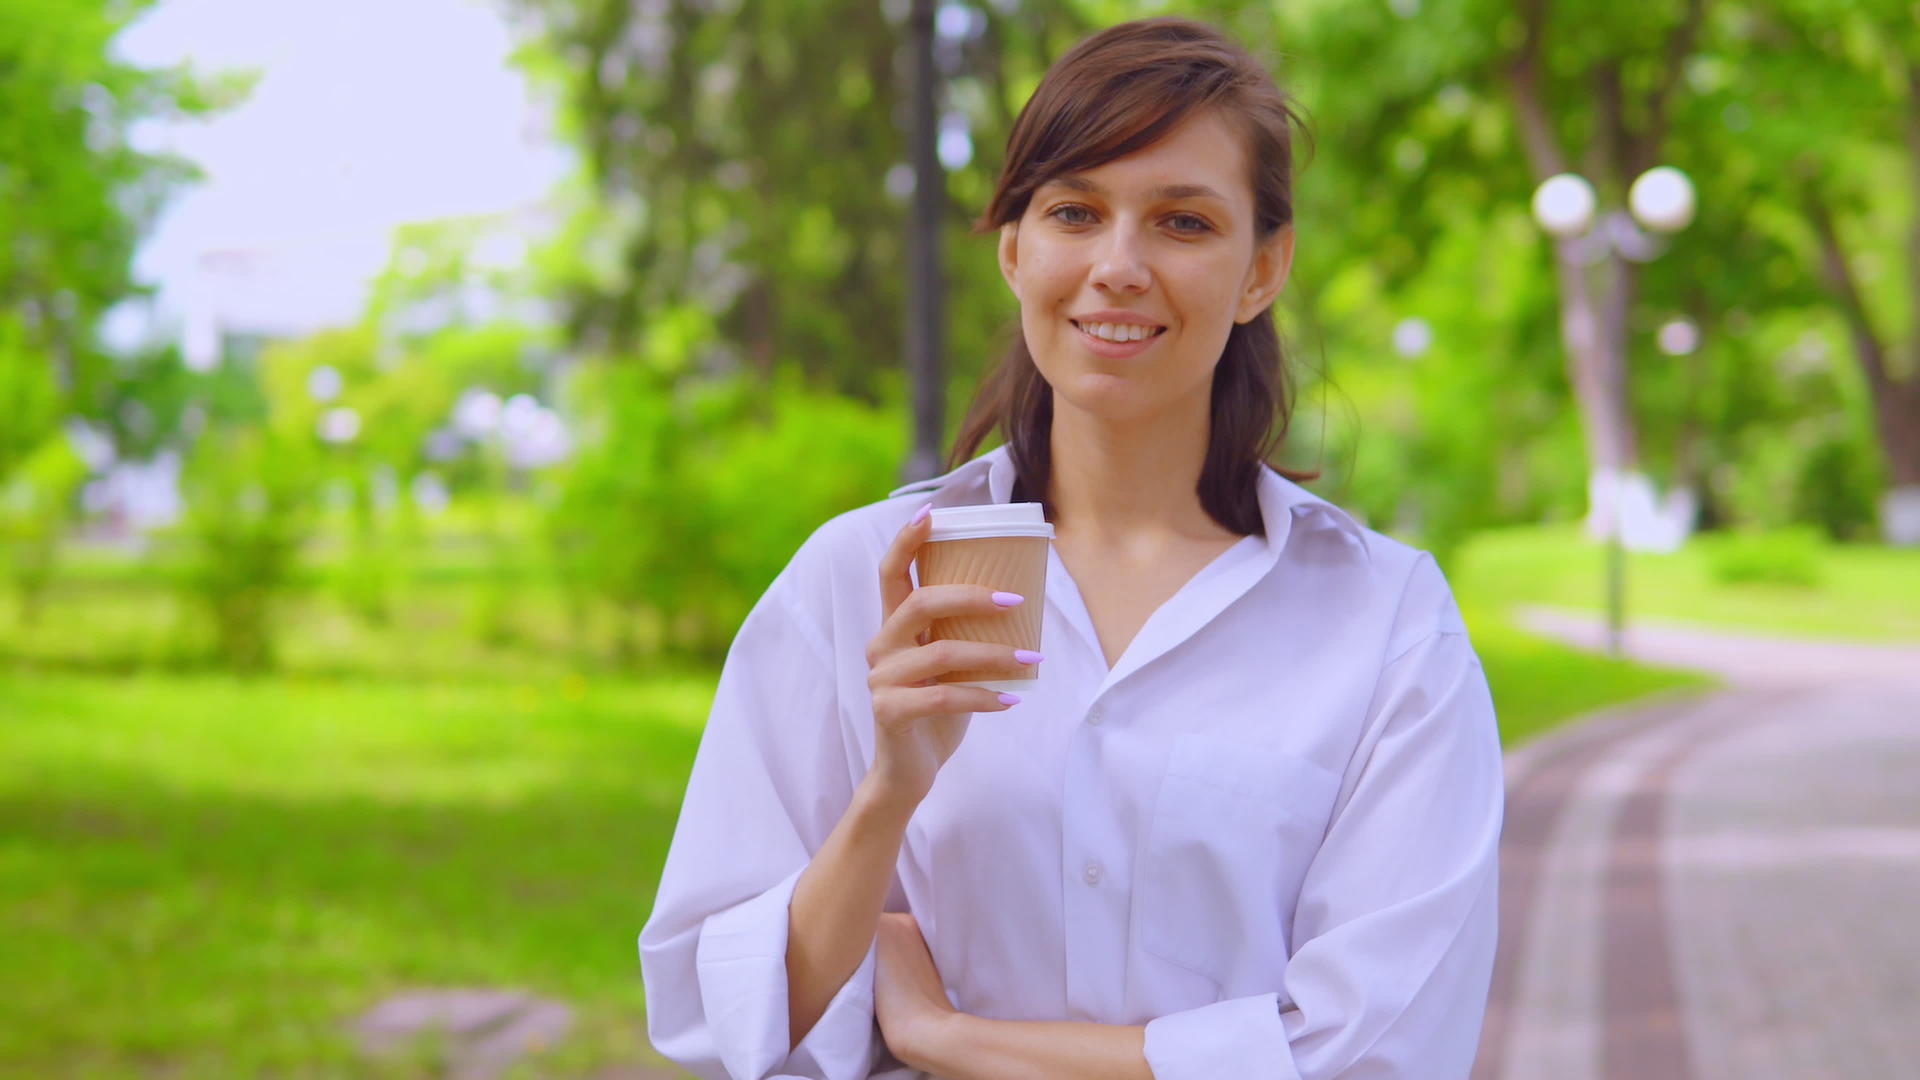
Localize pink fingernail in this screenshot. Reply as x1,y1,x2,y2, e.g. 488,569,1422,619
910,502,933,526
991,592,1025,607
1014,650,1044,664
998,693,1021,705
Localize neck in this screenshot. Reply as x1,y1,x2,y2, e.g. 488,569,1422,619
1044,389,1235,554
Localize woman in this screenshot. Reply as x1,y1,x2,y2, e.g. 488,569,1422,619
639,16,1502,1080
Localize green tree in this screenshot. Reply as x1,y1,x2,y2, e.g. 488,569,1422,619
1226,0,1884,547
505,0,1087,406
0,0,243,412
1,0,248,617
1740,0,1920,539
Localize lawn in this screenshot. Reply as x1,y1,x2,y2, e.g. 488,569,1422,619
0,607,1710,1078
1454,524,1920,642
0,524,1733,1077
0,672,714,1079
1462,603,1713,748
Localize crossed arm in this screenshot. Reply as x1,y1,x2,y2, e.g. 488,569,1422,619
874,911,1152,1080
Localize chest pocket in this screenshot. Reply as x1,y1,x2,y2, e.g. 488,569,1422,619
1135,733,1342,987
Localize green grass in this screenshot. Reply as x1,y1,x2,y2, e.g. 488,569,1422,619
0,572,670,684
1454,524,1920,642
0,525,1750,1076
1461,603,1716,749
0,672,715,1079
0,610,1712,1078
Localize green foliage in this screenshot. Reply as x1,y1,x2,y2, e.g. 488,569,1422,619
1245,0,1910,545
505,0,1088,401
174,422,321,674
0,0,238,423
0,0,249,648
0,433,88,624
1793,428,1886,542
696,369,910,635
0,316,64,476
0,317,88,621
549,354,904,665
1723,403,1886,541
1700,527,1827,588
489,0,1920,557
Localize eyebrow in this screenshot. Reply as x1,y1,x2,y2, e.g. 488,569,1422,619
1046,175,1229,203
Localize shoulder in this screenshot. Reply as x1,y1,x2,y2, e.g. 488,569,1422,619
789,455,997,580
1270,476,1466,659
763,489,939,634
790,490,929,574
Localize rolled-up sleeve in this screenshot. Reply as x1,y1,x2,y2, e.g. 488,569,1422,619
1144,596,1503,1079
639,535,881,1079
1143,992,1295,1079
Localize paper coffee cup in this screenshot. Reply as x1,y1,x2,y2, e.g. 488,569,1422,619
913,503,1053,693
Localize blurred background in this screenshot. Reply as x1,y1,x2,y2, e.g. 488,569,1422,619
3,0,1916,1076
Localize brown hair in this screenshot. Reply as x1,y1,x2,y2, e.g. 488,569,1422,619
946,16,1319,538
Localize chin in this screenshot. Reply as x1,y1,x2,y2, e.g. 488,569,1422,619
1051,373,1165,420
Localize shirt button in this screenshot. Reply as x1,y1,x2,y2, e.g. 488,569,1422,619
1082,860,1104,886
1086,705,1104,726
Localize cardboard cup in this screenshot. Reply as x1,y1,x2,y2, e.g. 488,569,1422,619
913,503,1053,692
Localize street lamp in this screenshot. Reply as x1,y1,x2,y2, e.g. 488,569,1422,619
1531,165,1695,658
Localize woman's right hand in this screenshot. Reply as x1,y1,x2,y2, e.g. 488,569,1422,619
864,504,1036,808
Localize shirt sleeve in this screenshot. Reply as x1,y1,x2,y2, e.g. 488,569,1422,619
638,539,883,1080
1143,570,1504,1080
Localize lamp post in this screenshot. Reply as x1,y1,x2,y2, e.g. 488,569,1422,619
1530,165,1695,658
902,0,946,487
898,0,986,487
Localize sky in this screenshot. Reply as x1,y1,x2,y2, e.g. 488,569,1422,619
110,0,573,351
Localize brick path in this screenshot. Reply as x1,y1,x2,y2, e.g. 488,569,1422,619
1475,611,1920,1080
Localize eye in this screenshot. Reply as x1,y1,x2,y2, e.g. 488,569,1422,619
1052,204,1213,234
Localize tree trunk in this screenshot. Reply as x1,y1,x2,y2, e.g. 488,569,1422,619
1804,175,1920,542
1550,249,1638,478
1874,381,1920,488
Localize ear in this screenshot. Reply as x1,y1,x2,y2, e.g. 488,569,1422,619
1234,224,1295,324
998,222,1020,297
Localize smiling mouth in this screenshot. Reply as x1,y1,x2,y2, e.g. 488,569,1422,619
1070,320,1167,342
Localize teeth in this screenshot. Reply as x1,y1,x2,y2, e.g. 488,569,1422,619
1077,321,1161,343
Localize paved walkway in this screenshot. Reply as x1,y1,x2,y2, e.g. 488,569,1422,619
1474,609,1920,1080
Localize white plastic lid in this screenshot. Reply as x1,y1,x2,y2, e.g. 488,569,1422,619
926,502,1055,542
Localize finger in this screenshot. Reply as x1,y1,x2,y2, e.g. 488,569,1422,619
872,682,1019,726
871,637,1036,690
878,501,935,627
894,583,1024,650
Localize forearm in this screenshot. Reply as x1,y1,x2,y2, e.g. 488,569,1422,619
910,1013,1153,1080
785,775,917,1052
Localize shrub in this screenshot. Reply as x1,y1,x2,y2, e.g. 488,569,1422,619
173,424,321,672
1701,526,1826,588
0,434,86,623
549,360,904,665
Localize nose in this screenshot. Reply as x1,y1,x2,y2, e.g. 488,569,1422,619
1089,225,1150,295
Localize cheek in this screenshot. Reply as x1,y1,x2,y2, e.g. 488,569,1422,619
1018,251,1073,299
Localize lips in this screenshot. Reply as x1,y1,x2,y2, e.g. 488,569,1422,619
1069,319,1166,356
1069,319,1167,343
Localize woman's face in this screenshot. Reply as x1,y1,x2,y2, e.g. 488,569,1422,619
998,109,1294,425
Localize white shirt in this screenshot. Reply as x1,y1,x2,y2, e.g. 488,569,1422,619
639,443,1503,1080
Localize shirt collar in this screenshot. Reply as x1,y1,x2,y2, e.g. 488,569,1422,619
889,443,1369,561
